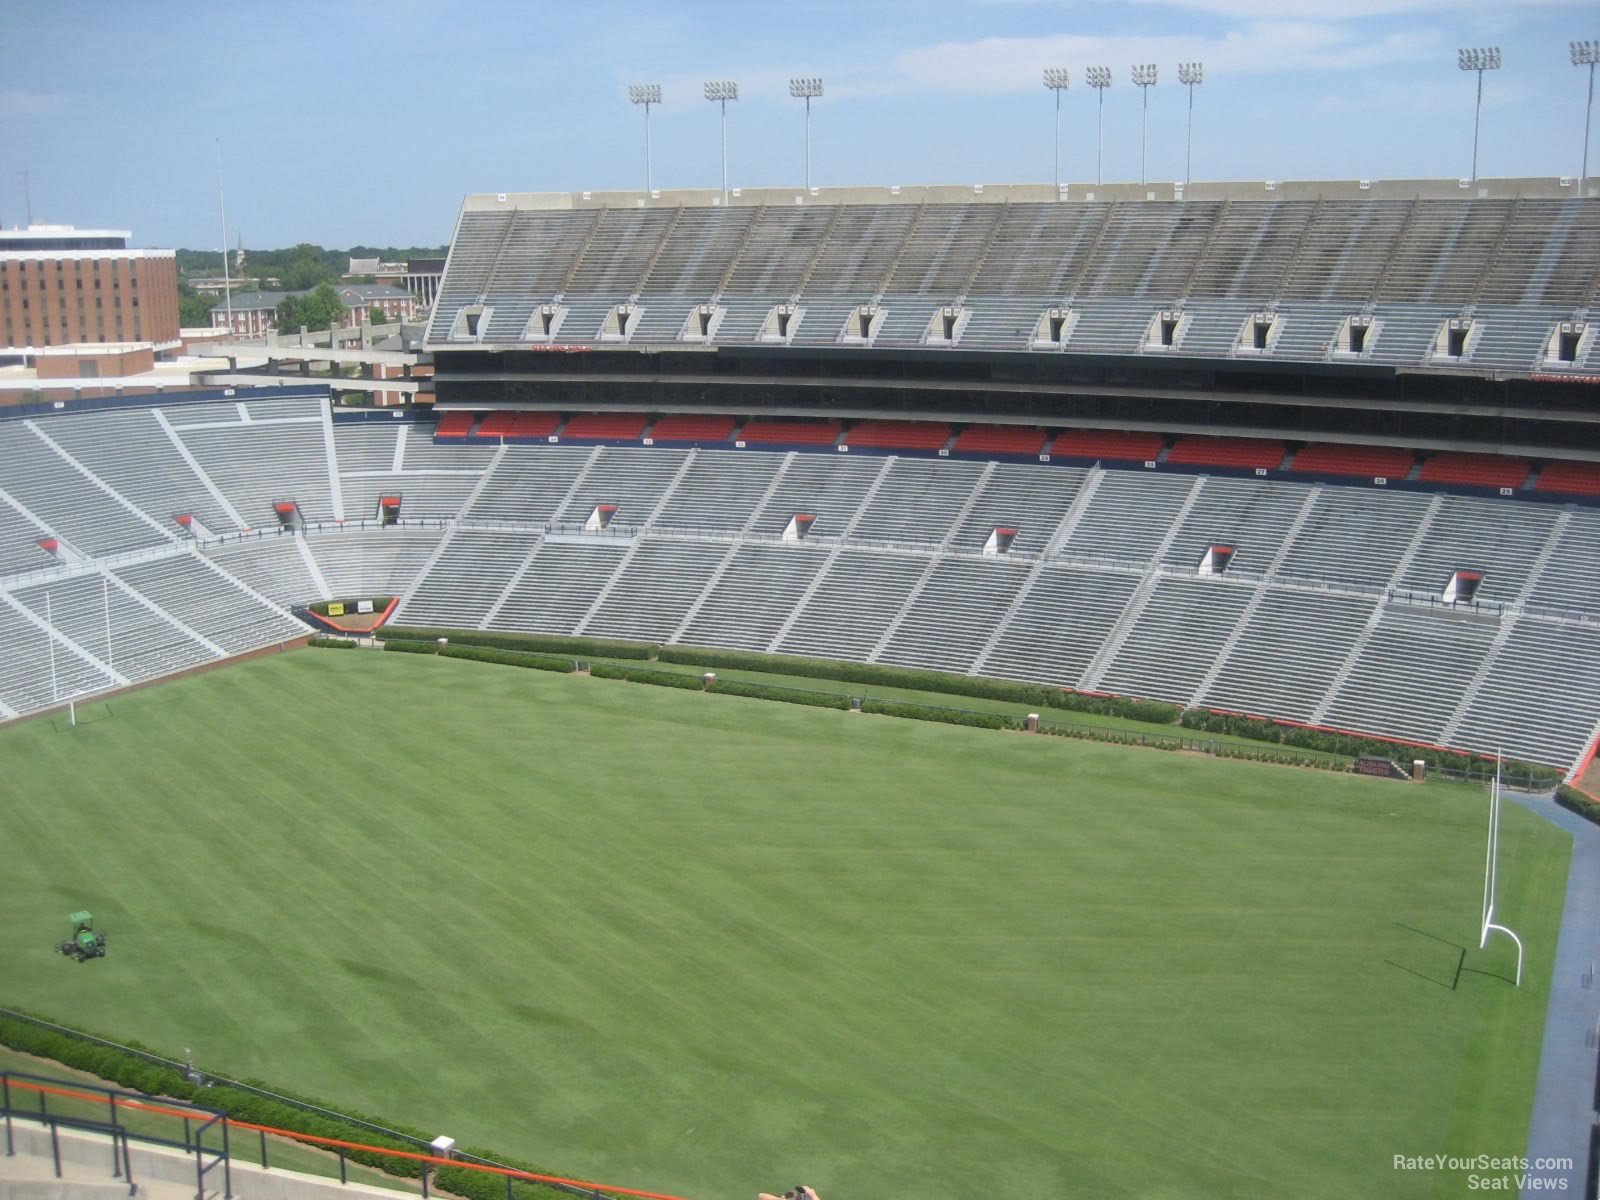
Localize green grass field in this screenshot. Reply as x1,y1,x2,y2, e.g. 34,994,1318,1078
0,649,1571,1200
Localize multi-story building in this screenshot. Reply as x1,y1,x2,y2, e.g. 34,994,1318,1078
0,225,180,353
210,284,416,335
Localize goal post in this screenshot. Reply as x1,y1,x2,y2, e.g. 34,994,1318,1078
1478,749,1524,987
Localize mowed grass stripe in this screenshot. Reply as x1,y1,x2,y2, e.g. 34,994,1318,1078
0,649,1568,1200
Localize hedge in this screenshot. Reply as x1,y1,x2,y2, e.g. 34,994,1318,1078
1179,710,1562,787
590,662,705,689
0,1012,577,1200
379,638,438,655
861,699,1018,730
383,626,651,660
1556,784,1600,827
309,637,358,650
708,678,851,710
440,644,575,673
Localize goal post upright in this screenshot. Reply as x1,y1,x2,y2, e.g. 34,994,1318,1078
1478,749,1524,987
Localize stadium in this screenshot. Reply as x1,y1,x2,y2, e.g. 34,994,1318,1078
3,172,1600,1200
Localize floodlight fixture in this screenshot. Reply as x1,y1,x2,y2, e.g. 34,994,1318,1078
1458,47,1501,181
1132,64,1158,185
1177,62,1203,187
703,81,740,204
1085,67,1112,185
628,84,662,194
1574,41,1599,184
790,77,824,191
1043,69,1070,189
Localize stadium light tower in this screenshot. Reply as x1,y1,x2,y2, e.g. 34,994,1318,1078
1043,68,1070,190
628,84,662,194
1178,62,1203,187
1458,47,1501,182
704,80,740,206
1575,41,1599,185
789,77,823,192
1132,64,1158,185
1086,67,1112,185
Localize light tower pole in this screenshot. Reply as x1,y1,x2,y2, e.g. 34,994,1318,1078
1043,68,1070,190
1085,67,1111,185
789,77,823,192
628,84,662,194
704,81,739,206
1178,62,1203,187
1457,47,1502,182
1132,64,1158,185
1574,41,1599,186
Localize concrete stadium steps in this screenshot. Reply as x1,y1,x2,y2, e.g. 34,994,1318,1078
747,454,884,539
466,446,595,523
40,407,237,535
554,447,690,526
974,565,1142,688
582,540,731,642
490,540,626,634
1061,471,1195,563
205,535,322,607
0,423,175,558
175,421,336,527
1274,487,1433,588
392,529,543,629
1200,588,1378,722
1318,605,1501,747
775,549,930,661
1154,476,1312,574
306,528,444,600
874,556,1032,675
849,458,989,544
652,450,780,531
1450,619,1600,765
112,554,303,655
1096,577,1257,703
675,543,830,650
947,464,1087,553
1395,495,1560,606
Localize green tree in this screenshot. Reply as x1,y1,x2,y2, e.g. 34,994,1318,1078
276,283,344,332
277,243,337,290
178,280,214,327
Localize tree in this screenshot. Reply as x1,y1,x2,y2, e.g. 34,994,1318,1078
178,280,214,328
276,283,344,332
276,243,338,291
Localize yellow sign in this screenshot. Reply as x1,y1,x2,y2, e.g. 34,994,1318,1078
327,602,345,617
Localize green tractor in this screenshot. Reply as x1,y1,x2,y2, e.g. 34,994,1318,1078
56,911,107,962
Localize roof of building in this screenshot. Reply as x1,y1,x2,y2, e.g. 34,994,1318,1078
211,291,291,313
336,283,413,302
347,257,382,274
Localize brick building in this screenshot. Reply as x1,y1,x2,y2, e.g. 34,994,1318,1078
0,226,180,354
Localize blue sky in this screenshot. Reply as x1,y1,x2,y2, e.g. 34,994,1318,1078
1,0,1593,251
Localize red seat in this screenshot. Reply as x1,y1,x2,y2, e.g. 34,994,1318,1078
434,411,476,440
1050,430,1165,462
843,421,951,451
1536,461,1600,496
563,412,649,440
649,414,737,442
739,419,842,446
1167,436,1286,470
952,425,1048,455
1289,443,1415,478
1418,452,1530,489
473,412,518,439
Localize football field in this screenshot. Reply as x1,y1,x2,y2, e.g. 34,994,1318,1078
0,649,1571,1200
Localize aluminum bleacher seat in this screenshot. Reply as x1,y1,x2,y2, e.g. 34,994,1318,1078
307,528,445,600
0,496,57,580
978,565,1142,687
1319,604,1499,747
850,458,988,545
1519,509,1600,615
490,540,625,635
1062,471,1195,563
746,453,882,539
113,553,303,654
652,450,781,531
466,446,594,523
967,203,1106,300
875,557,1029,674
401,428,501,469
428,209,514,342
1200,588,1377,721
554,447,688,527
676,543,829,650
1274,486,1430,588
1185,201,1313,301
1097,576,1256,703
1278,200,1411,301
333,424,399,471
583,540,731,642
947,464,1086,554
176,420,337,527
1450,618,1600,765
204,535,321,607
775,549,929,660
1155,476,1311,574
393,528,541,628
0,589,117,712
721,206,835,297
1396,495,1559,606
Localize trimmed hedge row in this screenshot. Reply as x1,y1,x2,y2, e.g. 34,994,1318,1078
440,644,575,673
709,678,851,710
1179,709,1562,786
309,637,358,650
379,638,437,656
0,1014,577,1200
384,626,651,660
861,699,1017,730
1556,784,1600,827
660,644,1181,723
590,662,704,689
